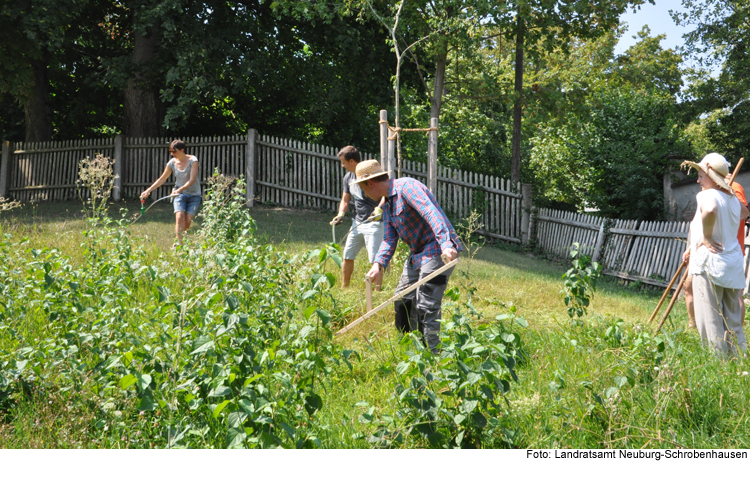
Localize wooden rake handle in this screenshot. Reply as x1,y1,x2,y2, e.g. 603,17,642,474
648,260,686,324
729,157,744,186
335,259,459,337
656,268,689,332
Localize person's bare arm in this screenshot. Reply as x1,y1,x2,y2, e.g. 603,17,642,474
331,193,351,225
699,197,722,253
141,165,172,199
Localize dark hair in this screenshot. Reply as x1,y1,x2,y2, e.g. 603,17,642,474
366,173,389,184
170,139,186,152
337,145,361,163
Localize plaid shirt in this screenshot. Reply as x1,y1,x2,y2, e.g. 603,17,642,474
374,177,463,269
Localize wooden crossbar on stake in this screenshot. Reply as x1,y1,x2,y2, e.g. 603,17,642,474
654,156,744,332
335,259,459,337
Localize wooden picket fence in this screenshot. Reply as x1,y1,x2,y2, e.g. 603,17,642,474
0,132,527,244
3,133,748,290
535,207,749,290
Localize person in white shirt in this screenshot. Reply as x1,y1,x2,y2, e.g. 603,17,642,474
681,153,748,357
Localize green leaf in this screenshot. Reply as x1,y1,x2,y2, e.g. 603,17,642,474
138,395,158,411
136,373,152,391
206,292,223,308
471,411,488,428
225,294,240,311
226,427,246,449
212,400,231,418
303,305,317,319
396,361,410,375
240,282,254,294
304,393,323,416
155,285,171,303
302,290,317,300
329,253,342,268
614,375,628,388
214,254,226,267
315,308,331,326
119,374,137,390
191,336,215,355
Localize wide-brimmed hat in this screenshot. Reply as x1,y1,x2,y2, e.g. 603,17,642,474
352,159,390,184
680,153,731,192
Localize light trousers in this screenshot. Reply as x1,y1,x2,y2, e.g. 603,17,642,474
692,272,746,357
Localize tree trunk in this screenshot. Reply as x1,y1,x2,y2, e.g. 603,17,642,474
124,27,162,137
511,18,524,185
23,55,53,142
430,35,448,119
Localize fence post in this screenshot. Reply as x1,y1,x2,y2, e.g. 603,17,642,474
0,141,11,199
379,110,388,171
112,134,123,201
387,134,396,179
592,222,607,264
521,183,533,244
246,129,257,207
427,117,438,193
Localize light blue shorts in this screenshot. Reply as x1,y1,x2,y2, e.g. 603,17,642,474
173,193,202,216
343,219,385,262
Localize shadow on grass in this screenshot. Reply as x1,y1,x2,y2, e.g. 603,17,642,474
0,199,178,226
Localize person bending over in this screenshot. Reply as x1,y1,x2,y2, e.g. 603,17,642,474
355,159,462,353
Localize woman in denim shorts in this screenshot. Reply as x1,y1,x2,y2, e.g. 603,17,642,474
140,139,202,248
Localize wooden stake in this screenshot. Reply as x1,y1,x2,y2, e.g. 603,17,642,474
648,260,686,324
336,259,459,337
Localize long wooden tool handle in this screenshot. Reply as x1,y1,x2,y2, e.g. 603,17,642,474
656,268,689,332
335,259,459,337
365,277,373,312
729,157,744,186
648,260,686,323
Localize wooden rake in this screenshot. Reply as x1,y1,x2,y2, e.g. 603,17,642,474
651,157,744,332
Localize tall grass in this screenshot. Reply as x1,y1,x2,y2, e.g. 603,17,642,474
1,200,748,448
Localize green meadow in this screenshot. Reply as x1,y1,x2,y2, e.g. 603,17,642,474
1,198,748,449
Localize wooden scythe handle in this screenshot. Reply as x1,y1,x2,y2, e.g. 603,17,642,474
335,259,459,337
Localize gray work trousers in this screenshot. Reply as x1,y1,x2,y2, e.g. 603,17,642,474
692,272,746,357
394,255,454,352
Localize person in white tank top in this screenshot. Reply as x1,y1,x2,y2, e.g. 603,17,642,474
681,153,747,357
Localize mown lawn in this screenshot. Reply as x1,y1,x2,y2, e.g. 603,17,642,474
1,199,749,448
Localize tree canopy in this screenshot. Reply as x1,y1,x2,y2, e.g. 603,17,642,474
0,0,729,221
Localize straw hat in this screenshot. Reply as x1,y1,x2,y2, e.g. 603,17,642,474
680,153,731,192
352,159,390,184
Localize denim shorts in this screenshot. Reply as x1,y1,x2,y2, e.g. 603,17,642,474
173,193,202,216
